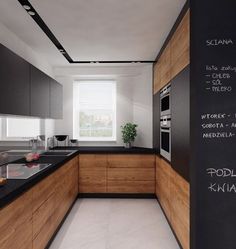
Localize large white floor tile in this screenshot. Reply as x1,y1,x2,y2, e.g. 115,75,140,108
49,199,180,249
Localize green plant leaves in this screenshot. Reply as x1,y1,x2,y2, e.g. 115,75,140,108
120,123,138,144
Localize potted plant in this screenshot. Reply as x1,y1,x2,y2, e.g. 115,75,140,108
121,123,138,148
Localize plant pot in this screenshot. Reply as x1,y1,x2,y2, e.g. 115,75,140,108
125,142,132,148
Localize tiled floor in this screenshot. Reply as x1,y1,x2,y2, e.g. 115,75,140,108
49,199,180,249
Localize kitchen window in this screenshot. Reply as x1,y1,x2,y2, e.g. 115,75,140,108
0,117,41,140
73,80,116,141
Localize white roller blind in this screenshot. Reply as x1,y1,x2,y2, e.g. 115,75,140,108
6,117,40,138
73,80,116,141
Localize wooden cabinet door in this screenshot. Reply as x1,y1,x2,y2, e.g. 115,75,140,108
0,44,30,116
50,79,63,119
156,158,173,221
30,65,50,118
159,43,171,89
0,190,33,249
153,62,161,94
170,10,190,79
79,154,107,193
107,154,155,194
107,154,155,168
171,172,190,249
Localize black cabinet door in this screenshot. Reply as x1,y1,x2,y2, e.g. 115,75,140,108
50,79,63,119
30,66,50,118
171,65,190,181
153,91,160,153
0,44,30,116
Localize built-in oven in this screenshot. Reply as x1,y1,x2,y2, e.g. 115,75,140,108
160,115,171,161
160,84,171,117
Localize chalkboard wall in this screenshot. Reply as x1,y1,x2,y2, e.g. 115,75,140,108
191,1,236,248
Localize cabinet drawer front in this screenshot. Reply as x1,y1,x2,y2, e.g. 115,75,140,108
79,167,106,193
33,194,55,239
108,168,155,181
32,173,55,212
0,190,33,249
1,217,33,249
107,155,155,168
107,180,155,193
0,190,32,231
33,215,55,249
79,154,107,168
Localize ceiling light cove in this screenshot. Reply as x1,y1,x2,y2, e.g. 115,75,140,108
17,0,154,64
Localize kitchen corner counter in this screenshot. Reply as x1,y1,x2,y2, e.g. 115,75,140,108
0,146,155,209
0,151,79,209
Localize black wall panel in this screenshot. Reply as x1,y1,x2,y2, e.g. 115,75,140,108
0,44,30,116
153,91,160,153
0,44,63,119
50,79,63,119
171,66,190,181
30,66,50,118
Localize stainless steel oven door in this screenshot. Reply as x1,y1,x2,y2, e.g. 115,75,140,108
160,84,171,116
160,127,171,161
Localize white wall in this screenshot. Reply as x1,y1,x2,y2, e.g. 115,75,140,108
133,66,153,148
0,21,55,147
54,65,153,148
0,22,54,77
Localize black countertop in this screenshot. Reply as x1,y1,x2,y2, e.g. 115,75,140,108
0,146,155,209
0,151,79,209
53,146,156,154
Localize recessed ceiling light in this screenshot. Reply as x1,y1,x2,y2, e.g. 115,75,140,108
28,11,36,16
59,49,66,54
23,5,31,10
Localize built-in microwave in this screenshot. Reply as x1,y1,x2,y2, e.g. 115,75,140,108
160,115,171,161
160,84,171,117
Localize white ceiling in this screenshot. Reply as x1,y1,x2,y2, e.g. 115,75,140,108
0,0,185,66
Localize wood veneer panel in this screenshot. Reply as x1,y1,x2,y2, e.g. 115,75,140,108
107,180,155,193
171,171,190,249
79,168,107,193
107,154,155,168
33,194,55,239
153,62,161,94
108,168,155,181
170,10,190,79
0,190,33,249
32,173,55,212
79,154,107,168
159,43,171,89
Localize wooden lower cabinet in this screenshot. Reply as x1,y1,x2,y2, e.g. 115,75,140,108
0,190,33,249
107,154,155,193
79,154,107,193
0,157,78,249
107,154,155,168
79,154,155,194
156,156,189,249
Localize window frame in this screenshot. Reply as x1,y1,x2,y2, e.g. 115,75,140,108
73,80,117,142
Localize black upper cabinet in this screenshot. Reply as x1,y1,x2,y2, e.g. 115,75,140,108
30,66,50,118
153,91,160,153
0,44,63,119
171,65,190,182
0,44,30,116
50,79,63,119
